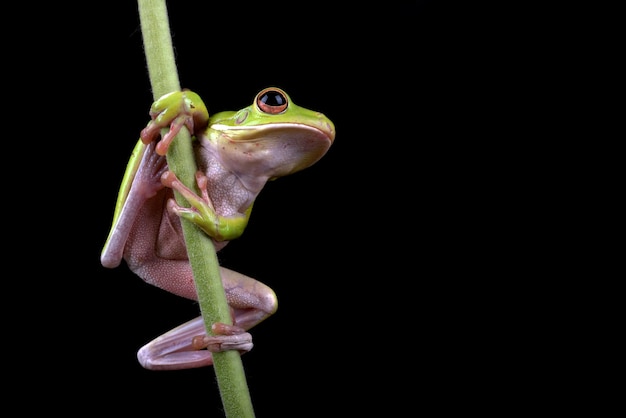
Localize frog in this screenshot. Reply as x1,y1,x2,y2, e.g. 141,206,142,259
101,87,335,370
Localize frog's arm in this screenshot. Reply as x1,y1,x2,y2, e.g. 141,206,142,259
140,90,208,156
139,90,250,242
161,170,252,241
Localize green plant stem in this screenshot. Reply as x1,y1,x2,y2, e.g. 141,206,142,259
136,1,255,417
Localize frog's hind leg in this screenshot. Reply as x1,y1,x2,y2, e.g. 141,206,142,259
136,267,277,371
219,266,278,331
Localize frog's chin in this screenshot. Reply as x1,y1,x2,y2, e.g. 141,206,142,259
218,125,333,182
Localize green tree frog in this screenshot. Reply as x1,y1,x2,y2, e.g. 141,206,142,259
101,87,335,370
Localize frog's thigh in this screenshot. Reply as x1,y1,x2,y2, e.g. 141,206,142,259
219,266,278,330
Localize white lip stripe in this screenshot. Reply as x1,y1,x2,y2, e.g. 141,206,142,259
211,123,321,132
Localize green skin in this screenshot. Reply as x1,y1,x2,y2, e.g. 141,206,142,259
101,88,335,370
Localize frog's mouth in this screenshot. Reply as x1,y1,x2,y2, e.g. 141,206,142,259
212,122,335,145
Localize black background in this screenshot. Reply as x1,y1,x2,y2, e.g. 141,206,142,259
8,1,519,416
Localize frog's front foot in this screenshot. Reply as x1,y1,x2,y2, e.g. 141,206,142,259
161,170,249,241
140,90,210,156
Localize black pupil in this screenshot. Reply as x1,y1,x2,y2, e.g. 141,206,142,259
260,91,286,107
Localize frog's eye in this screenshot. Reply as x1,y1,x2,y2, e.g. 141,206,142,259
256,88,289,114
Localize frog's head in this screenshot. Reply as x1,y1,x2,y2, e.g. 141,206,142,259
206,87,335,185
